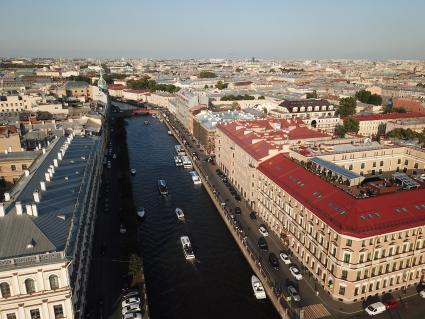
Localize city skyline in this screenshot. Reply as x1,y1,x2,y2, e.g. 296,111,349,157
1,0,425,60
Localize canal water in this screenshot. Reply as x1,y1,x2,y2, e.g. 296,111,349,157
126,115,279,319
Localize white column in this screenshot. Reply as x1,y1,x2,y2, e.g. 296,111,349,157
25,204,33,216
16,202,23,215
36,270,45,291
4,192,10,201
64,297,74,319
41,301,49,319
17,306,25,319
0,203,4,217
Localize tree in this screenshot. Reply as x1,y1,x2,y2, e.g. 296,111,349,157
204,84,209,89
128,254,143,278
343,117,360,134
258,95,265,100
334,124,346,137
337,97,357,117
231,102,241,110
269,68,276,73
355,90,371,103
368,94,382,105
198,71,217,78
306,90,318,99
263,107,268,114
235,67,243,73
215,81,228,90
221,94,255,101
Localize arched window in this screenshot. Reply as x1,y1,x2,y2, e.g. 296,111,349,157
24,278,36,294
49,275,59,290
0,282,11,298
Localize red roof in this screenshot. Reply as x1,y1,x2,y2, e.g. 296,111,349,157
258,154,425,238
393,99,425,113
108,84,126,90
352,112,425,122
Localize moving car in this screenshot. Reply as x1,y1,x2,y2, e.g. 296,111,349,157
287,285,301,302
279,252,291,264
365,302,386,316
258,224,269,237
122,303,142,315
121,297,141,308
258,237,268,250
383,298,399,310
234,207,242,214
122,312,143,319
268,253,279,270
289,266,303,280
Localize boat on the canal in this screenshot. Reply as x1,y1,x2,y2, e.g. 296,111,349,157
137,207,146,219
130,168,136,176
174,144,186,156
175,208,184,220
180,236,195,260
174,156,183,167
251,275,266,300
158,179,168,195
168,130,172,135
189,171,201,185
144,120,149,125
181,156,192,169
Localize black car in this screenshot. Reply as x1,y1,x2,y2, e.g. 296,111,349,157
235,195,241,201
235,207,242,214
268,252,280,270
258,237,268,250
249,211,257,219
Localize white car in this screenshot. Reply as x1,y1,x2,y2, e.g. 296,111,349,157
419,290,425,298
279,252,291,264
258,225,269,237
122,303,142,315
121,297,141,308
123,313,142,319
289,266,303,280
365,302,386,316
122,290,140,300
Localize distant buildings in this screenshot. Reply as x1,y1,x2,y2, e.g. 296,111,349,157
170,91,209,131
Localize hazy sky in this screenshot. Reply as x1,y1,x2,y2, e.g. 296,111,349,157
1,0,424,59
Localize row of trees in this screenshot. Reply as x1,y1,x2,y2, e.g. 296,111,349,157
416,83,425,88
337,97,357,117
355,89,382,105
386,128,425,143
383,106,406,113
199,71,217,78
127,75,180,93
221,94,256,101
334,117,360,137
306,90,318,99
215,81,228,90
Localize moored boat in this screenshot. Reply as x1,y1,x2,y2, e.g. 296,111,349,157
174,156,183,167
189,171,201,185
168,130,172,135
137,207,145,219
130,168,136,176
180,236,195,260
175,208,184,220
251,275,266,300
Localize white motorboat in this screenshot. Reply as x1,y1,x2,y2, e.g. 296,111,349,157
175,208,184,220
174,156,183,167
251,275,266,300
137,207,145,219
130,168,136,176
180,236,195,260
175,144,186,156
180,156,192,169
189,171,201,185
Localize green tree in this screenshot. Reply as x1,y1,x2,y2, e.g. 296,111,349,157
204,84,209,89
215,81,228,90
337,97,357,117
306,90,318,99
263,107,268,114
355,90,372,103
128,254,143,278
368,94,382,105
258,95,265,100
231,102,241,110
199,71,217,78
343,117,360,134
334,124,346,137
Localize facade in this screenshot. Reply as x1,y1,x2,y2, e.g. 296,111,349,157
0,126,21,153
0,151,39,188
170,91,208,130
0,133,104,318
146,91,175,109
122,89,149,102
64,82,91,98
256,152,425,303
0,95,40,114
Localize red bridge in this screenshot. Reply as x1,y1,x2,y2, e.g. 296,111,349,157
133,108,151,115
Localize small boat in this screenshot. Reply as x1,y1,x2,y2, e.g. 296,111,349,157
174,156,183,167
175,208,184,220
130,168,136,176
137,207,145,219
181,156,192,169
168,130,172,135
175,144,186,156
158,179,168,195
180,236,195,260
144,120,149,125
189,171,201,185
251,275,266,300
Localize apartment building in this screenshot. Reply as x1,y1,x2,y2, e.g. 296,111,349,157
216,118,331,208
0,133,104,318
0,95,40,114
0,151,39,189
170,91,208,130
255,147,425,303
64,81,91,98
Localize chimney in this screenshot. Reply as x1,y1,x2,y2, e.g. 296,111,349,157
50,164,55,174
47,140,50,146
0,203,4,217
26,204,33,216
31,204,38,217
33,191,40,203
4,149,8,155
4,192,10,201
8,146,12,152
40,181,46,191
42,148,46,154
16,202,23,215
45,172,50,182
58,152,62,160
24,169,30,177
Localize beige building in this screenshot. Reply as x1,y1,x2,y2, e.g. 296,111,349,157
0,151,39,188
0,95,40,114
64,81,91,98
0,126,21,153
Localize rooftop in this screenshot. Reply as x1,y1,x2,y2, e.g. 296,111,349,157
352,112,425,122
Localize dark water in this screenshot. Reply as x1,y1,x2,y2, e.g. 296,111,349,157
126,116,279,319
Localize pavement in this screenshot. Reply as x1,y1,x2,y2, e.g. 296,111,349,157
160,109,425,319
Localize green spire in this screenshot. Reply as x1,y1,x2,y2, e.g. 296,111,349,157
97,68,107,91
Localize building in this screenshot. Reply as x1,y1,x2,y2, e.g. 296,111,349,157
0,126,21,153
386,118,425,134
0,151,39,191
64,81,91,98
0,133,104,318
146,91,175,109
216,118,331,208
0,95,40,114
256,148,425,303
170,91,208,130
107,84,126,98
122,89,149,102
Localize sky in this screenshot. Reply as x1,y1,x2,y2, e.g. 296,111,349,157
0,0,424,60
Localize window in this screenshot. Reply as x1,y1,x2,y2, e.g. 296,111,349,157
49,275,59,290
346,239,352,247
25,278,36,294
341,270,348,280
380,161,384,166
339,285,346,296
30,309,41,319
397,159,401,164
53,305,64,318
373,162,376,167
22,164,27,170
343,253,351,263
361,163,365,169
404,160,408,165
11,165,16,171
0,282,11,298
6,314,17,319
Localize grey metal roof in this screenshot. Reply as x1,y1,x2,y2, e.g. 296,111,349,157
311,157,360,180
0,135,100,259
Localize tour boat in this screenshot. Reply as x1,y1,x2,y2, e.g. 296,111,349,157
130,168,136,176
189,171,201,185
158,179,168,195
180,236,195,260
251,275,266,300
180,156,192,169
168,130,172,135
174,144,186,156
175,208,185,220
174,156,183,167
137,207,145,219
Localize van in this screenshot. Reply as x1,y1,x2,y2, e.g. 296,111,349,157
365,302,386,316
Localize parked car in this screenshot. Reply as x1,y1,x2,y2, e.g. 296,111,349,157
258,237,268,250
235,207,242,214
287,285,301,302
235,195,241,201
123,313,143,319
383,298,399,310
279,252,291,264
120,224,127,234
249,211,257,219
419,290,425,298
289,266,303,280
122,297,141,308
365,302,386,316
122,303,142,315
258,224,269,237
268,253,280,270
122,290,140,300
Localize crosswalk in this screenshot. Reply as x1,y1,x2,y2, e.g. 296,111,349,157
301,304,331,319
